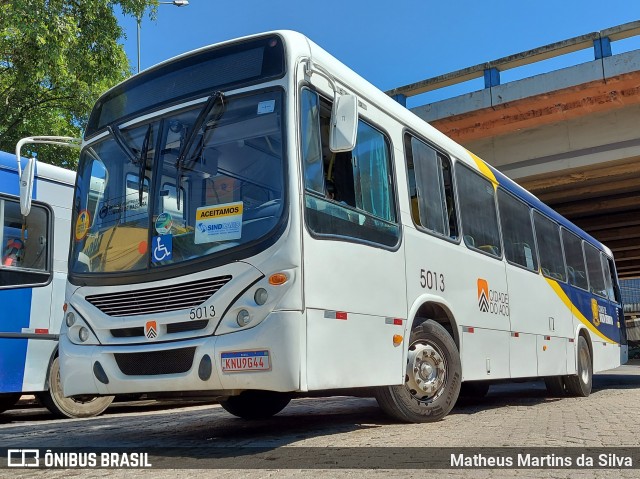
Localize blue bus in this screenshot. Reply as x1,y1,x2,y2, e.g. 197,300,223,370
0,149,114,417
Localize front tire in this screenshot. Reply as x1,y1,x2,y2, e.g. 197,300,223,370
37,356,114,418
375,319,461,423
564,336,592,397
220,390,291,419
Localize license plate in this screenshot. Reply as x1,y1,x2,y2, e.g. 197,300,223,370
221,350,270,372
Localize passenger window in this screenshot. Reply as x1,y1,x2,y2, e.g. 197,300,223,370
405,135,458,239
603,256,620,303
0,196,51,288
456,164,501,258
602,254,617,302
584,243,607,297
300,89,399,247
562,229,588,290
533,212,566,282
498,189,537,271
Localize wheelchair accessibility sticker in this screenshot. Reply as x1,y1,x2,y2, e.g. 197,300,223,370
152,235,172,262
194,201,243,244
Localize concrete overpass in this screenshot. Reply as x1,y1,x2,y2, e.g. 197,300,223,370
387,21,640,280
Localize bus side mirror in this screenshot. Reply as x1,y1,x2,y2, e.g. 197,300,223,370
330,94,358,153
20,157,36,216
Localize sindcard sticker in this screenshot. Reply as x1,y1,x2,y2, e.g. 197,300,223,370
194,201,243,244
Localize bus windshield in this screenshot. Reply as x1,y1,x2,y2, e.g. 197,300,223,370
70,89,285,275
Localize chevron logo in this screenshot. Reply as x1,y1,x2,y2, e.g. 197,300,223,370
477,279,490,313
145,321,158,340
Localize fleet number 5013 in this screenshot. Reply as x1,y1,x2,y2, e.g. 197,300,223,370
420,269,445,292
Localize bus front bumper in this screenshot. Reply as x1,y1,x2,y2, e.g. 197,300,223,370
59,311,303,397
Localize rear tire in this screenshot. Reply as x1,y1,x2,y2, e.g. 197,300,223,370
37,356,114,418
0,393,21,414
544,376,566,397
375,319,461,423
220,390,291,419
564,336,592,397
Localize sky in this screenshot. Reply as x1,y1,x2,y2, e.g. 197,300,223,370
117,0,640,108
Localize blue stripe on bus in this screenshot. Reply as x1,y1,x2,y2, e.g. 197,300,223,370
556,281,621,343
0,288,32,393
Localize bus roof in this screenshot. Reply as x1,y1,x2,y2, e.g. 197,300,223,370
0,150,75,187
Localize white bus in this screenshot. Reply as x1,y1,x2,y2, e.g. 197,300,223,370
56,31,627,422
0,148,114,417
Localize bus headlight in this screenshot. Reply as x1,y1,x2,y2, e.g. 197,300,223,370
237,309,252,327
78,327,90,342
216,268,296,335
254,288,268,306
63,306,100,346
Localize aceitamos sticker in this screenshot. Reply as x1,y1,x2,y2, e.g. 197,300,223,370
194,201,243,244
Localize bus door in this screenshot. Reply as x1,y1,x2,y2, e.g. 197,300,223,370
299,87,406,390
593,253,625,371
526,213,572,377
454,165,511,381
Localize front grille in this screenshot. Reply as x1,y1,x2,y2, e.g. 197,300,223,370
166,320,209,334
86,275,232,317
111,327,144,338
114,347,196,376
111,320,209,338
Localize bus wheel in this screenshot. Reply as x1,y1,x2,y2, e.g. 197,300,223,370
375,319,461,423
37,356,114,418
0,393,21,414
220,390,291,419
544,376,566,397
564,336,592,397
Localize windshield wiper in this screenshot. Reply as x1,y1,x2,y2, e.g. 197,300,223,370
138,125,152,206
175,90,225,210
108,125,148,206
107,125,137,164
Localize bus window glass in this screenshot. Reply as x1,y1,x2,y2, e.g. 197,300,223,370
585,244,607,297
498,189,537,271
533,212,566,282
1,197,50,287
456,165,501,257
604,257,620,303
72,89,286,274
405,135,458,239
602,254,616,301
301,93,399,247
300,89,325,195
562,229,588,290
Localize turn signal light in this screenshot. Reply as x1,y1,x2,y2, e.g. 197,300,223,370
269,273,288,286
393,334,403,346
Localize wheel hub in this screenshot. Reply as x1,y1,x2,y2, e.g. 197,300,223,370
406,342,446,400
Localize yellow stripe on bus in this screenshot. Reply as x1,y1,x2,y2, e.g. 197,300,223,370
544,278,617,344
467,150,498,186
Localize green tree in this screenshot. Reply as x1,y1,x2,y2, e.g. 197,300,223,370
0,0,158,168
